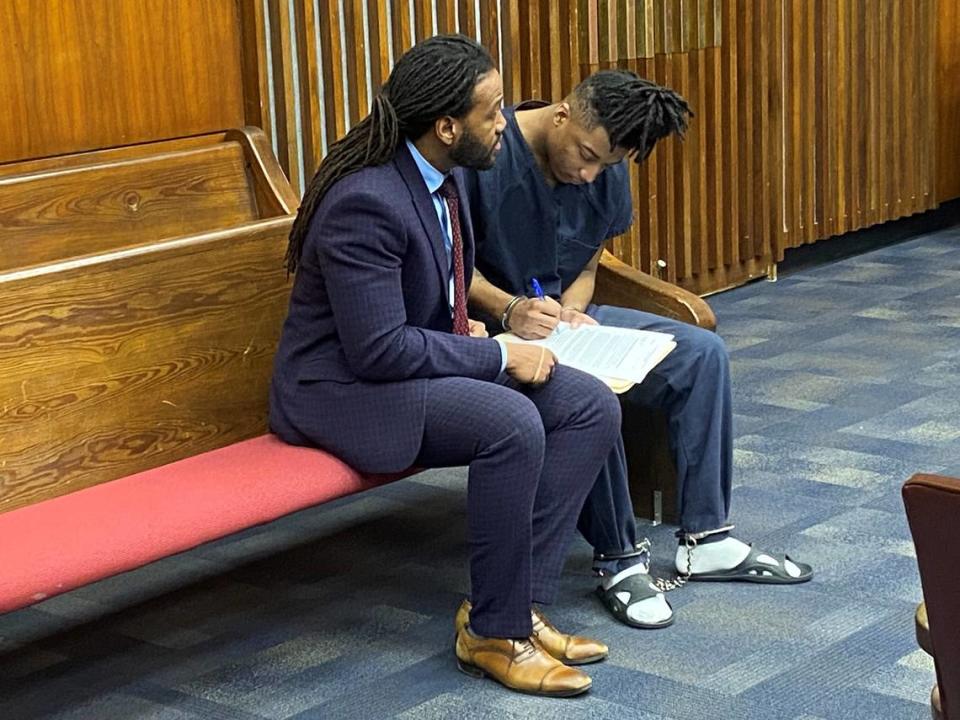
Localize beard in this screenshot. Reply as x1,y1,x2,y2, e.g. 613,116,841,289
450,127,500,170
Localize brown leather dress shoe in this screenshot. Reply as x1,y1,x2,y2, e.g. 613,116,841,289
455,599,608,665
454,625,592,697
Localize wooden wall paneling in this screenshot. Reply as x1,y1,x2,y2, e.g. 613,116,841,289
865,0,879,228
477,0,500,68
852,0,866,230
498,0,521,102
295,0,323,183
813,0,827,236
239,0,271,137
607,0,620,64
922,0,933,210
925,0,938,204
391,0,414,58
688,48,705,278
705,0,719,47
318,0,347,158
911,0,931,215
0,0,246,164
880,2,893,222
457,0,477,39
720,0,739,268
559,0,583,96
436,0,457,33
594,0,608,63
632,56,655,274
546,0,564,100
668,51,690,283
583,0,599,65
838,0,851,235
937,0,960,201
683,51,695,280
654,53,678,285
801,0,816,243
668,0,682,55
413,0,434,42
241,1,946,295
752,0,770,259
267,0,300,193
736,1,754,266
706,46,723,273
908,0,929,216
367,0,393,92
343,0,370,128
624,1,637,61
891,1,904,220
519,1,542,99
918,0,927,208
769,0,784,258
781,0,797,256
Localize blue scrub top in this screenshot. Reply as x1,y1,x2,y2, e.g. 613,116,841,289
463,101,633,301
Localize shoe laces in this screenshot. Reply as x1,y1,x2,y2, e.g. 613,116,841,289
531,608,557,635
513,637,539,662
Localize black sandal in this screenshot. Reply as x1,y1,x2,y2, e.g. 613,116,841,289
686,546,813,584
594,571,675,629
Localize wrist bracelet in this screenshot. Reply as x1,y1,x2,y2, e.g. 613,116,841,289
501,295,524,331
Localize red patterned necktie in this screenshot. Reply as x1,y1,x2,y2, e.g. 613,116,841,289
438,177,470,336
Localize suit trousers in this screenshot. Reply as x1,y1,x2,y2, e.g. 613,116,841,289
414,365,621,638
576,304,734,566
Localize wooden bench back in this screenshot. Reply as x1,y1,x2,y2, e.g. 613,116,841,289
0,134,281,272
0,128,298,515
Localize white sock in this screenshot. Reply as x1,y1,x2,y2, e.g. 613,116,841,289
675,536,752,574
601,564,673,625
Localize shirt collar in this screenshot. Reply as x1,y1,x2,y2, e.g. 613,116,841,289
405,139,446,194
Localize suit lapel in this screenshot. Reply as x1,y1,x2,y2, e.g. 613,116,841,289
393,144,449,287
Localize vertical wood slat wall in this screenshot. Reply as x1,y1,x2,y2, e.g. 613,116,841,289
246,1,949,296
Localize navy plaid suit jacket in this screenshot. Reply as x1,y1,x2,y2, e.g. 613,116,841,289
270,143,504,473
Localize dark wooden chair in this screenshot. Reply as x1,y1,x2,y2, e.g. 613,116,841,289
594,252,717,523
903,473,960,720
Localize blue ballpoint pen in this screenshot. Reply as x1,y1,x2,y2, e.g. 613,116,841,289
530,277,546,301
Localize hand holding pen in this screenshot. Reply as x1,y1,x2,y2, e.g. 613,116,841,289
505,276,562,340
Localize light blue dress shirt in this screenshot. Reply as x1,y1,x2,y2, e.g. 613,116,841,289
405,140,506,371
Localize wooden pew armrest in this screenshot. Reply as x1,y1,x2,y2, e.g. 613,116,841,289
594,250,716,330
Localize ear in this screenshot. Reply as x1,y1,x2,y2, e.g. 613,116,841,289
435,116,458,148
553,102,571,128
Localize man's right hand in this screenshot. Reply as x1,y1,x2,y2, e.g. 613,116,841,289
509,297,562,339
504,344,557,385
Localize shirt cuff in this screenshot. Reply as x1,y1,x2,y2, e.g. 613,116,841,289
498,341,508,373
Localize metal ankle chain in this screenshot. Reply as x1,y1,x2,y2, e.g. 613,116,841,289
595,538,651,564
596,539,682,593
652,524,736,593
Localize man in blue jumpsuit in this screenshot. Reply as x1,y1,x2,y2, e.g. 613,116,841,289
463,70,812,629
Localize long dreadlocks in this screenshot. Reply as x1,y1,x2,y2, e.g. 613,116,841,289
285,34,494,274
570,70,692,162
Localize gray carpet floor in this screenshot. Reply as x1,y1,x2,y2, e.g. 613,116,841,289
2,225,958,719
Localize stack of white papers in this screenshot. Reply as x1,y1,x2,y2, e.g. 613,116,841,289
497,322,676,393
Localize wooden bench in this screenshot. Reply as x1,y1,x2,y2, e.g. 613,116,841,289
0,129,713,614
0,129,403,612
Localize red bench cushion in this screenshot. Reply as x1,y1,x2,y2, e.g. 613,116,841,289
0,435,404,613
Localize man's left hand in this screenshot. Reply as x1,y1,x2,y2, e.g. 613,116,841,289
559,307,598,329
468,318,489,338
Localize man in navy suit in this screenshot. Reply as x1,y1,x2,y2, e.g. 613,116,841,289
270,35,621,697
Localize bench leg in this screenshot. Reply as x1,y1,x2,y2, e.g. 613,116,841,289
621,403,679,526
